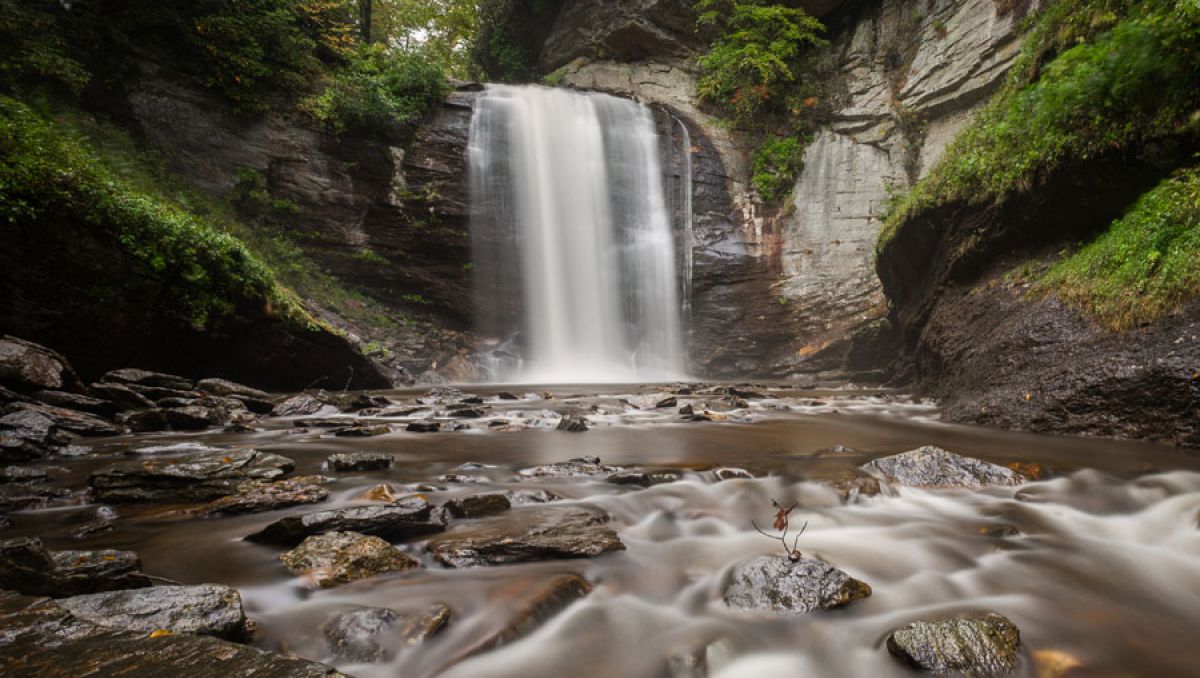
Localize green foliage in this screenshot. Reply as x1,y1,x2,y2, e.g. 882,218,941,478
371,0,478,78
304,43,448,135
752,136,806,202
231,169,301,226
0,0,89,94
1037,164,1200,329
474,0,564,82
879,0,1200,247
695,0,826,126
0,97,312,331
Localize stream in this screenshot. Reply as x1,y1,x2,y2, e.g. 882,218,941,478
7,383,1200,677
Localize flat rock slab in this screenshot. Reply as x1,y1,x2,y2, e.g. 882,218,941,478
723,555,872,614
1,537,151,597
861,446,1025,488
103,368,194,390
426,507,624,567
0,591,345,676
199,477,329,517
443,493,511,518
246,497,443,546
273,394,336,417
16,403,120,437
90,450,295,502
281,531,420,587
323,603,450,663
607,469,683,487
326,452,394,471
57,584,247,640
887,613,1022,677
518,456,616,478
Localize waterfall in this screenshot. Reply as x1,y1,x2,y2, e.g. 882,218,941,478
469,85,686,383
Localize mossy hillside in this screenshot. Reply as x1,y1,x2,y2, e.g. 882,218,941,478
878,0,1200,247
0,97,314,332
1036,164,1200,330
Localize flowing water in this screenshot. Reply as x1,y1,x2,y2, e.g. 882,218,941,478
9,384,1200,677
469,86,686,383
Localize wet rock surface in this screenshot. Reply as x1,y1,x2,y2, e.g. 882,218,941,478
199,476,330,516
426,506,624,567
861,447,1025,489
0,591,345,676
57,584,248,640
556,414,590,432
90,450,295,502
0,537,151,596
443,493,511,518
723,555,872,614
326,452,394,471
519,456,616,478
887,613,1022,676
607,469,683,487
323,603,450,662
246,496,443,546
281,531,420,587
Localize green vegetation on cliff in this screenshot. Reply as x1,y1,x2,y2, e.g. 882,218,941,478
880,0,1200,244
1038,164,1200,329
0,97,313,332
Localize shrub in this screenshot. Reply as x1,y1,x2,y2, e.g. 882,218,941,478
304,43,448,136
0,0,89,94
695,0,826,126
752,136,806,203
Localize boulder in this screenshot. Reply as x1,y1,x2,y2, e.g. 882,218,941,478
56,584,248,640
272,394,335,417
443,493,511,518
861,447,1025,489
323,603,450,663
406,420,441,432
723,555,871,614
102,368,194,391
519,456,616,478
655,396,677,408
0,537,151,597
162,405,223,430
886,613,1021,677
426,507,624,567
0,336,75,392
90,450,295,503
199,477,330,517
124,408,171,432
31,390,118,417
811,468,883,500
555,414,589,432
280,532,420,587
607,469,682,487
89,382,156,410
246,496,443,546
714,467,753,481
0,591,345,676
196,378,270,399
14,402,120,437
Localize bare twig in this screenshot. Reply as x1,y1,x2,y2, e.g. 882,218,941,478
753,498,808,562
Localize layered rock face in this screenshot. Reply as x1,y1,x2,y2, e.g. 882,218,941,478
124,72,479,383
541,0,1028,377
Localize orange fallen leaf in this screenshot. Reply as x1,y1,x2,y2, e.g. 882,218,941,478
148,629,173,638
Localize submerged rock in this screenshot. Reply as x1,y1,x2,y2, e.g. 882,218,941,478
507,488,561,505
323,603,450,663
444,574,591,668
519,456,616,478
57,584,247,640
0,537,151,597
280,531,419,587
0,478,75,512
0,591,345,676
607,469,682,487
811,468,883,500
246,496,443,546
861,446,1025,488
326,452,394,471
90,450,295,502
555,414,590,432
443,493,511,518
886,613,1021,677
199,476,330,517
723,555,871,614
426,506,624,567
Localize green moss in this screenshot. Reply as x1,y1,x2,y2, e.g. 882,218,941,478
752,136,807,203
1036,164,1200,329
0,96,314,331
878,0,1200,250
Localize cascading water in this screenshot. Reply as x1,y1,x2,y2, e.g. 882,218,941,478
469,85,686,383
